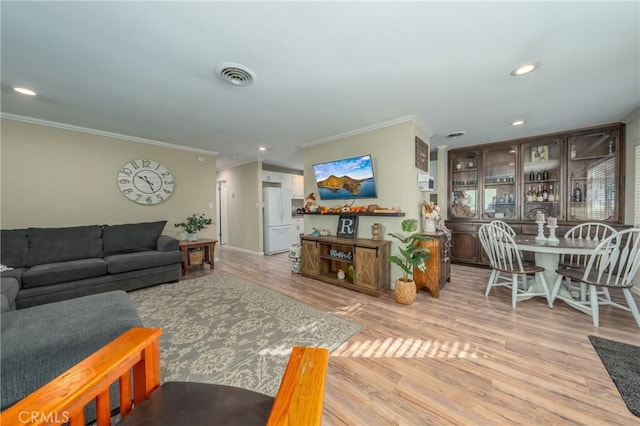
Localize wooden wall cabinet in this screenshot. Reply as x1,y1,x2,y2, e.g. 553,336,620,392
446,122,627,266
301,235,390,296
412,232,451,297
450,150,480,220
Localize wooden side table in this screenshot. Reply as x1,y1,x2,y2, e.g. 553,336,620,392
413,232,451,298
178,239,217,276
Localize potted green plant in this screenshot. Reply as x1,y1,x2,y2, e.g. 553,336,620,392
387,218,432,304
174,213,213,241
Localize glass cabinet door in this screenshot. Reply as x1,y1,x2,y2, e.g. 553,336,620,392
567,128,620,222
482,145,517,220
522,138,562,220
449,151,479,219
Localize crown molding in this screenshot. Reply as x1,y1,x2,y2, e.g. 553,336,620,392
412,116,434,138
300,114,430,147
0,113,219,156
217,157,263,171
622,108,640,124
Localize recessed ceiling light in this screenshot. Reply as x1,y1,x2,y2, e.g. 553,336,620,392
446,131,466,139
511,120,525,126
510,62,540,76
258,147,266,151
14,87,36,96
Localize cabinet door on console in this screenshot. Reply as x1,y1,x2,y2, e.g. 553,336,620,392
301,240,318,275
451,230,479,264
354,247,377,290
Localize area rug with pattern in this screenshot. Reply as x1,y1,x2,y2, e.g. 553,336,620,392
129,271,361,396
588,335,640,418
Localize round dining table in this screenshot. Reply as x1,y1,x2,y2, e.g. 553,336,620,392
513,235,601,315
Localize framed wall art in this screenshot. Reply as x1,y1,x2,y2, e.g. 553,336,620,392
531,145,549,162
336,214,358,238
415,137,429,172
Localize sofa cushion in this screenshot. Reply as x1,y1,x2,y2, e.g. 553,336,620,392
1,277,19,313
0,267,26,284
1,290,142,411
103,221,167,256
105,250,184,275
26,225,103,267
22,259,108,289
1,229,28,268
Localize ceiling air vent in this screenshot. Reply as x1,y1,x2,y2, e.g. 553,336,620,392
216,63,255,87
447,131,466,139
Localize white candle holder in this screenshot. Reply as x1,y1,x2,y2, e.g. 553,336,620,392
547,225,559,243
535,220,547,241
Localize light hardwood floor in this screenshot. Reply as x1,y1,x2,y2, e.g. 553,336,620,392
187,246,640,425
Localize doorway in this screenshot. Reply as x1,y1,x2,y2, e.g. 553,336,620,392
217,181,229,245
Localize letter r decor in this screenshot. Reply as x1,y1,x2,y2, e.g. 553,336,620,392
337,214,358,238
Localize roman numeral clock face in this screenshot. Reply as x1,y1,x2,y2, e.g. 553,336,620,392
117,159,175,205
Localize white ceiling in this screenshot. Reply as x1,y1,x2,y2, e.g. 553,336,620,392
1,1,638,171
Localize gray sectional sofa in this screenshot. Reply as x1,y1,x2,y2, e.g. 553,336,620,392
1,290,143,414
0,221,184,310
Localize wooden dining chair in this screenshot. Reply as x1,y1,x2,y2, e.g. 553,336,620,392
561,222,617,303
1,328,330,426
489,220,516,237
551,228,640,327
479,224,551,309
487,220,518,285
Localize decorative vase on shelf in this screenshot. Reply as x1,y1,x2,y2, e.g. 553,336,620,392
423,218,437,233
187,232,198,242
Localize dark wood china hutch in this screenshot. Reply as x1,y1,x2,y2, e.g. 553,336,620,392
445,122,628,266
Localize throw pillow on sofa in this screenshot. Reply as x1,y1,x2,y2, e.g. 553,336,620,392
102,221,167,255
0,229,28,268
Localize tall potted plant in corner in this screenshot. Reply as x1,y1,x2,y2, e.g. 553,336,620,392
174,213,213,241
387,218,432,305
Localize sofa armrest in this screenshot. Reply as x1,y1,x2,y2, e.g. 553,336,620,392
157,235,179,252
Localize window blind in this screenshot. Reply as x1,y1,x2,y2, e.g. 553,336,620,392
587,157,615,221
635,144,640,227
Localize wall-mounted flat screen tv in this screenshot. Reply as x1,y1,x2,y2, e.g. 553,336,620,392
312,154,378,200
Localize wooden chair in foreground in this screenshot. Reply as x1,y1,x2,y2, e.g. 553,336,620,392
0,327,329,426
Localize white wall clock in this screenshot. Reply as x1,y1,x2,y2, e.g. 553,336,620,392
117,159,175,205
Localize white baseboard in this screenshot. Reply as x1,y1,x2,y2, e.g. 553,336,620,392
219,245,264,257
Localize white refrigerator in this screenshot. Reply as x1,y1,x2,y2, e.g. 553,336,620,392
263,187,293,254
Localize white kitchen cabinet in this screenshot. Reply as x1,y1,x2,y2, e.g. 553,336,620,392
262,171,282,183
292,174,305,199
291,217,304,245
281,173,293,191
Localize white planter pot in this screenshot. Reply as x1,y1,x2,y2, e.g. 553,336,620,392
423,219,436,233
187,232,198,242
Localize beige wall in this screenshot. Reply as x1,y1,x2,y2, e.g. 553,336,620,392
0,119,218,240
303,120,428,285
217,161,262,253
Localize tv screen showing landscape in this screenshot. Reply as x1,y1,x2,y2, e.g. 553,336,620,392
312,154,378,200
